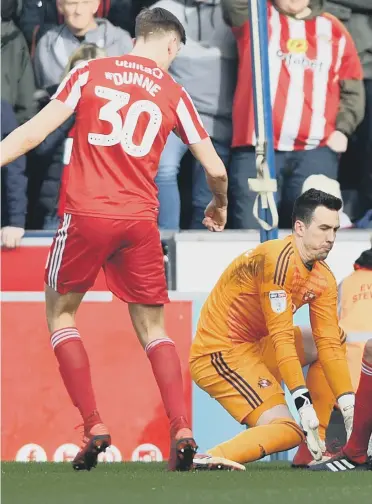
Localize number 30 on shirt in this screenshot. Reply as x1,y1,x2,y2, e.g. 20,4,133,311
88,85,162,157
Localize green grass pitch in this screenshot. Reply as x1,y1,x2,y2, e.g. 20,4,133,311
2,461,371,504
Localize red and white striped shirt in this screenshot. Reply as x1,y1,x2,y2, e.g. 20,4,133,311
53,55,208,219
232,6,363,150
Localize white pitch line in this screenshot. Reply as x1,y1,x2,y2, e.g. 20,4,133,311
1,292,113,302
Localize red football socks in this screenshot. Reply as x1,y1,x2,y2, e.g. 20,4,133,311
344,359,372,464
51,328,101,427
146,338,190,436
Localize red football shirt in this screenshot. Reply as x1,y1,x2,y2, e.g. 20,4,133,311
231,7,362,150
52,55,209,219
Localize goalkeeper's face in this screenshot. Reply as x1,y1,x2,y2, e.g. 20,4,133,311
303,206,340,262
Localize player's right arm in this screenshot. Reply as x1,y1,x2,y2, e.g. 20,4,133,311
0,62,88,168
188,139,228,208
174,88,228,231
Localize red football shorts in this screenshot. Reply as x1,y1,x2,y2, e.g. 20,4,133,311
45,213,169,305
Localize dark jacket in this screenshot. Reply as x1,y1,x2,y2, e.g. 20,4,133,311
1,100,27,228
1,19,37,124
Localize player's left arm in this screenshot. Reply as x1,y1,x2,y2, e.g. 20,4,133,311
310,272,355,437
334,19,365,138
1,62,89,168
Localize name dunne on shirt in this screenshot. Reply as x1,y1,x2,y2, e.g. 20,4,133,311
105,71,162,97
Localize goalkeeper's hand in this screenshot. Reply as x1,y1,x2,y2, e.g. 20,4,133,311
292,388,325,461
338,393,355,441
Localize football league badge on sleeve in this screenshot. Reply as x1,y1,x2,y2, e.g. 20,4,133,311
269,290,287,313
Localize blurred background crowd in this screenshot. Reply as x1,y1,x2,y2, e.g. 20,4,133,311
1,0,372,247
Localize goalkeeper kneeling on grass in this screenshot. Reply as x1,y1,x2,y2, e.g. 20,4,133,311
190,190,355,471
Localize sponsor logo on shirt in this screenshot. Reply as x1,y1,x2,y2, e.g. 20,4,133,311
277,48,324,72
115,60,164,79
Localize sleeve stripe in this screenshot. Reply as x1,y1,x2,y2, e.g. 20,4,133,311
279,251,294,286
52,61,89,99
52,61,89,110
176,97,204,144
64,71,89,109
273,243,292,286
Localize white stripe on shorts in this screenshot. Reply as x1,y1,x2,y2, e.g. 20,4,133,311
48,213,72,290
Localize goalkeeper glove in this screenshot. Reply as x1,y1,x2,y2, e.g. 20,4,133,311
292,387,325,461
338,393,355,441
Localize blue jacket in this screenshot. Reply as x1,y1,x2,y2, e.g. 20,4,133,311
1,100,27,228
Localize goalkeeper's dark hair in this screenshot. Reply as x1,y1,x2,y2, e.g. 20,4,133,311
292,189,342,229
135,7,186,45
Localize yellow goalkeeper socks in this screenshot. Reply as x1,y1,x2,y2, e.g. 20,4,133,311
306,360,335,441
207,418,304,464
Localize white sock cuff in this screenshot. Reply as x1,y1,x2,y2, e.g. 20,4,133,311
362,360,372,376
145,338,174,355
51,327,80,350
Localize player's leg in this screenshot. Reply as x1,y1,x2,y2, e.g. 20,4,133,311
343,339,372,463
191,344,304,469
45,214,112,470
104,220,196,471
309,339,372,471
128,303,196,470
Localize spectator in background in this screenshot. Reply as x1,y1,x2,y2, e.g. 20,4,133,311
221,0,365,229
152,0,237,230
32,44,107,229
1,101,28,248
326,1,372,221
20,0,136,50
33,0,132,89
1,0,37,124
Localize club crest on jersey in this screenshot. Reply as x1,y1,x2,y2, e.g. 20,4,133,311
302,290,316,303
286,38,308,54
269,290,287,313
258,378,272,388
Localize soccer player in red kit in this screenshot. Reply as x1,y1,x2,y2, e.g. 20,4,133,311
0,8,228,472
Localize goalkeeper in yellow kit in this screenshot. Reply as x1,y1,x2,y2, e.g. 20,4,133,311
191,190,355,470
